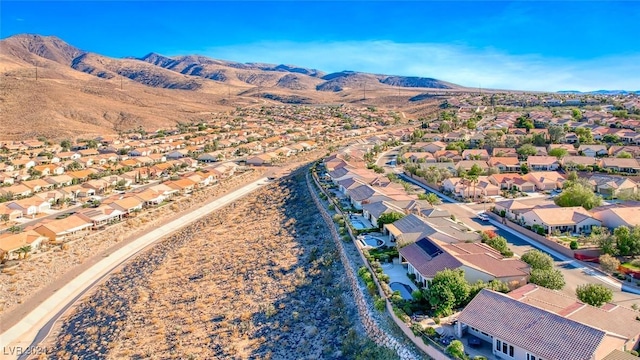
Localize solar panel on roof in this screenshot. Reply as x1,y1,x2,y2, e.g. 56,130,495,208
416,238,442,257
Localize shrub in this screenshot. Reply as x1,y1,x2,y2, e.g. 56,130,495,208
446,340,466,360
576,283,613,307
599,254,620,274
433,316,440,325
374,296,386,312
392,306,410,323
521,250,554,271
410,323,423,336
423,326,437,337
570,240,579,250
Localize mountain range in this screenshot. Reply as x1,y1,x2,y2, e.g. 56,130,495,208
557,90,640,95
0,34,463,139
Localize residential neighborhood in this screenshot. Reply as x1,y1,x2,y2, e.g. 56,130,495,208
313,104,640,359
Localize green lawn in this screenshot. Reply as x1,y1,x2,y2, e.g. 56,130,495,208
621,262,640,271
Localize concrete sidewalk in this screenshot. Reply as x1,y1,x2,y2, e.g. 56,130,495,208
0,177,268,359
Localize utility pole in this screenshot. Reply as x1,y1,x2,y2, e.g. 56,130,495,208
363,83,366,100
35,63,38,81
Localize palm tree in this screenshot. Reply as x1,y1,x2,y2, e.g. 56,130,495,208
17,245,32,260
462,172,479,202
423,193,442,205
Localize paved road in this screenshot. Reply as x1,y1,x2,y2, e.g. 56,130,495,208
0,177,270,360
400,173,640,304
376,146,402,169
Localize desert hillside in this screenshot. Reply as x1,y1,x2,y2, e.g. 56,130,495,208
0,34,463,139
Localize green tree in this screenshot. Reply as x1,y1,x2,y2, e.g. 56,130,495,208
576,283,613,307
598,254,620,274
616,151,632,159
8,225,22,234
517,144,538,158
567,170,578,182
614,226,640,256
515,114,534,130
419,192,441,205
481,232,513,257
548,125,566,144
554,183,602,210
521,249,554,271
571,108,583,120
591,227,617,255
17,245,31,259
424,269,470,316
60,139,72,150
548,147,568,159
446,340,466,360
377,212,406,230
27,168,42,179
575,127,594,144
530,269,565,290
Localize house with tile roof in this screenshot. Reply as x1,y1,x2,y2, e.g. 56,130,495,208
400,236,529,288
524,171,566,190
0,230,47,260
77,206,125,229
591,203,640,229
33,215,93,242
456,286,639,360
520,206,601,235
599,158,640,174
488,156,521,173
579,144,609,157
527,156,560,171
587,175,637,198
562,156,599,170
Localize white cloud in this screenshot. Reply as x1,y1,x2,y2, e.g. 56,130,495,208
185,41,640,92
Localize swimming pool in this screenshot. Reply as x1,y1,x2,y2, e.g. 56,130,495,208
351,220,368,230
389,282,414,300
359,235,385,248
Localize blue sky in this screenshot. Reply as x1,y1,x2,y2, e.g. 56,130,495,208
2,1,639,91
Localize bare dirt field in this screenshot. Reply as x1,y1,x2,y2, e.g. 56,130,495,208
42,169,393,359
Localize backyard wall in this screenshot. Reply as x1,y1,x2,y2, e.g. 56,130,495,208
307,172,420,360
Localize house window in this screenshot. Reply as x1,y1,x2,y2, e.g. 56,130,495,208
527,354,542,360
496,339,515,358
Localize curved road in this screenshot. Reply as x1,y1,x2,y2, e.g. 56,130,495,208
0,177,270,360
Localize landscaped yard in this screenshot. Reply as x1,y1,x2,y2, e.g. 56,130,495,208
622,261,640,271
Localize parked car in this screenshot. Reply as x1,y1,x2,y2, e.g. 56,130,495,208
477,212,489,221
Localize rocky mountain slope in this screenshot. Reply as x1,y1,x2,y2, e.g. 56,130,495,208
0,33,463,139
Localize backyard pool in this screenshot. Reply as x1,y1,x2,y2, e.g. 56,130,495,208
389,282,414,300
359,235,385,248
351,220,368,230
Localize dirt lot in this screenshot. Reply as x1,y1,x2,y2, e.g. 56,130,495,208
43,169,385,359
